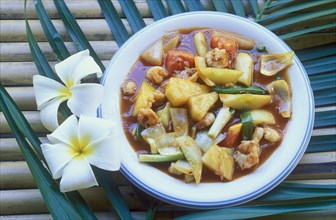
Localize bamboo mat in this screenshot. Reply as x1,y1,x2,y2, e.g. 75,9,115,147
1,0,335,219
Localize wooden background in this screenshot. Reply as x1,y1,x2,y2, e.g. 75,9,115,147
1,0,335,219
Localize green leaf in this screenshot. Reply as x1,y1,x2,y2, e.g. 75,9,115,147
266,8,336,31
53,0,105,71
147,0,169,21
175,200,335,220
33,0,70,61
98,0,130,47
231,0,246,17
118,0,146,33
212,0,228,13
307,135,336,153
315,110,336,128
184,0,203,11
166,0,186,14
266,0,295,10
297,44,335,62
259,0,334,23
255,0,272,22
259,183,336,201
0,85,82,220
93,168,132,220
281,23,336,40
249,0,259,17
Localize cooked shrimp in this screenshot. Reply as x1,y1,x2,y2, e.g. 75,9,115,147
137,108,160,127
145,66,168,85
264,127,281,142
153,90,166,106
253,127,264,142
174,67,198,82
121,80,137,95
234,140,261,170
205,48,229,68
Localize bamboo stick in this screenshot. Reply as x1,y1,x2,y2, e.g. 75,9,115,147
0,161,131,189
0,41,118,62
0,18,154,42
0,187,145,215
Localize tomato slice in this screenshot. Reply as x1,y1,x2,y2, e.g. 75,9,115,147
165,50,195,74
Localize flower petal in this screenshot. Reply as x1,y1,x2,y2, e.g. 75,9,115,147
67,84,104,117
40,97,68,131
85,135,121,171
71,56,102,84
33,75,67,109
48,115,78,146
55,50,89,87
41,143,75,179
78,115,115,145
60,155,98,192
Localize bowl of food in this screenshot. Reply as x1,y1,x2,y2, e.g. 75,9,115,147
99,12,314,208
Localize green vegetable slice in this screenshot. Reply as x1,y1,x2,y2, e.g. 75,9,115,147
240,111,253,140
134,123,144,140
212,86,266,94
138,152,184,162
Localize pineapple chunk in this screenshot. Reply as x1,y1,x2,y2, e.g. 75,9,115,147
132,80,156,116
165,77,209,106
188,92,218,121
219,94,271,110
141,39,164,65
202,145,234,181
198,67,243,85
235,52,254,86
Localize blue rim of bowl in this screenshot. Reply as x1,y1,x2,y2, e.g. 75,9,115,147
99,11,315,209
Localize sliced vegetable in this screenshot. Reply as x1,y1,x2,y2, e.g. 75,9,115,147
198,67,243,85
250,109,275,125
147,138,158,154
266,80,291,118
212,86,266,94
176,136,203,184
156,132,181,155
223,123,242,147
260,51,294,76
219,94,271,110
132,80,156,116
165,77,209,106
208,107,232,138
240,111,253,140
188,92,218,121
141,39,164,65
170,108,188,135
195,131,226,152
256,45,268,53
211,30,255,50
202,145,235,180
165,50,195,74
194,32,208,57
163,35,180,52
138,152,184,162
134,123,144,140
235,52,254,86
194,56,216,86
156,103,171,129
170,160,193,175
141,123,166,141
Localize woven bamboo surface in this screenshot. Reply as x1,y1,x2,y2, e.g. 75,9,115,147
0,0,335,219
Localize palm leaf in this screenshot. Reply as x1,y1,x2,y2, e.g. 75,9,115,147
297,44,335,62
314,90,336,107
98,0,129,46
118,0,146,33
184,0,203,11
255,0,272,22
175,200,335,220
231,0,246,17
265,8,336,31
166,0,186,14
310,73,336,91
53,0,105,71
259,0,334,23
280,23,336,40
266,0,296,10
307,135,336,153
249,0,259,17
0,85,83,220
147,0,169,21
212,0,228,13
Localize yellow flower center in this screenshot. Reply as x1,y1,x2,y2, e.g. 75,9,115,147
59,86,72,98
68,135,93,158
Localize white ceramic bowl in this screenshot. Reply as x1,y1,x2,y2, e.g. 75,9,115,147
99,12,314,209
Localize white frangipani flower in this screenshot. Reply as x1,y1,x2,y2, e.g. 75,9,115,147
33,50,103,131
41,115,120,192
